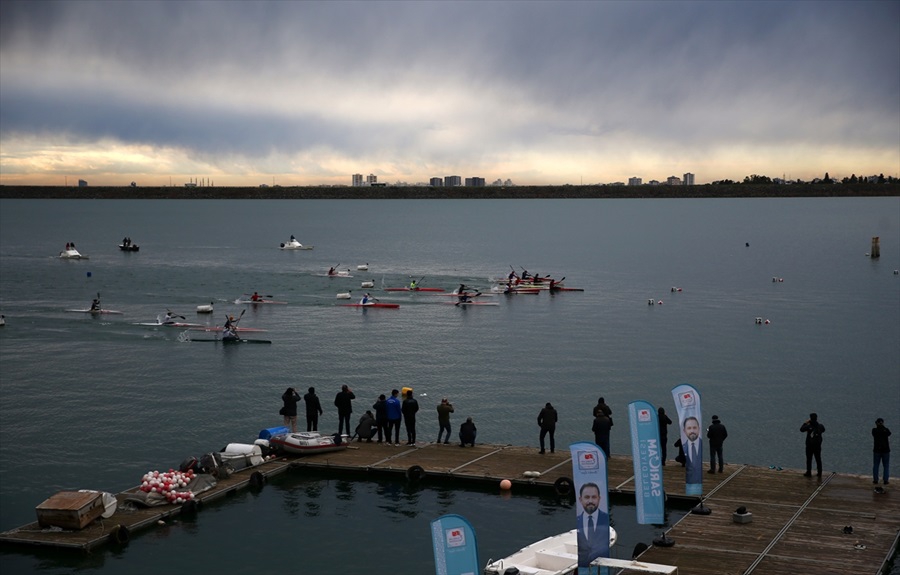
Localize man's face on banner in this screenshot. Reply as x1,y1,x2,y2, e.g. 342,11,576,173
579,484,601,514
683,417,700,442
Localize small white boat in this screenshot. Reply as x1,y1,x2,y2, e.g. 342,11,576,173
59,248,88,259
267,432,349,456
483,528,619,575
279,238,313,250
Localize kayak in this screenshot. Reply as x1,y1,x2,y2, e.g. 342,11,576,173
449,300,499,306
549,286,585,292
384,287,445,292
234,299,287,305
434,291,495,297
491,286,541,294
316,272,353,278
189,337,272,344
341,303,400,309
134,321,206,328
190,326,267,333
66,308,123,315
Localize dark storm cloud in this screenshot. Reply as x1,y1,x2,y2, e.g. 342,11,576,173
1,0,897,181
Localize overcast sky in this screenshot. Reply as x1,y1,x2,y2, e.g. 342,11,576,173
1,0,898,186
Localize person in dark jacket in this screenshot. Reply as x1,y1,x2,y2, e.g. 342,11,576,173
401,389,419,445
436,397,455,444
592,412,613,458
706,415,728,473
538,402,558,454
459,417,477,447
354,410,377,442
281,387,301,433
593,397,612,418
658,407,673,465
372,394,389,443
334,385,356,436
303,387,323,432
873,417,891,485
800,413,825,477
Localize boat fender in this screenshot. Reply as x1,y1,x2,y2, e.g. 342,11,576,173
406,465,426,482
553,477,573,496
522,471,541,478
109,524,130,546
249,471,266,488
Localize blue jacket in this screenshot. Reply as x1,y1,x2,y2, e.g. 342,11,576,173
386,395,402,420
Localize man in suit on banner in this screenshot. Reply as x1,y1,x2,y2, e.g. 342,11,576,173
682,415,703,485
576,482,610,567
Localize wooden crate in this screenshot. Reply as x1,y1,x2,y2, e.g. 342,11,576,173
35,491,104,530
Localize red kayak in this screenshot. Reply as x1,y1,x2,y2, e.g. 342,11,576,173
234,299,287,305
341,303,400,309
384,287,445,292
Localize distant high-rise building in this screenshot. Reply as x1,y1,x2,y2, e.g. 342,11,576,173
666,176,682,186
430,177,443,187
366,174,377,185
628,177,642,186
352,173,364,187
465,177,485,187
444,175,461,187
683,172,695,185
78,179,88,187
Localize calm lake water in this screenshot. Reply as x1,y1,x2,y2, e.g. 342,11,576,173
1,197,898,573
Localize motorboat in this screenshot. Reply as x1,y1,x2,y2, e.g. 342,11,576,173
59,248,88,259
484,528,620,575
267,431,349,456
280,237,313,250
118,243,139,252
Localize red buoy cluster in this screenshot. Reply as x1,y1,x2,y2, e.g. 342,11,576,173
139,469,196,503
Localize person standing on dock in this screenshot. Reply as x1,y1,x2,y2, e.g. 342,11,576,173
658,407,673,465
459,417,477,447
436,397,454,444
334,385,356,436
706,415,728,473
538,402,558,454
373,394,389,443
386,389,403,445
593,397,612,418
592,411,613,458
281,387,301,433
800,413,825,477
402,389,419,445
304,387,323,432
872,418,891,485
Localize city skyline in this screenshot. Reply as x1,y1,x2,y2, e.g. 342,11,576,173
1,1,898,187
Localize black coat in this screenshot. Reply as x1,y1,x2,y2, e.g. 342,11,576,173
281,390,300,417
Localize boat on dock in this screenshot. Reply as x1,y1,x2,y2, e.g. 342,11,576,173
483,528,620,575
267,432,349,456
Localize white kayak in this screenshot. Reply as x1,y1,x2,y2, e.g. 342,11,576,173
484,528,621,575
134,320,206,328
66,308,123,315
59,248,88,260
279,239,313,250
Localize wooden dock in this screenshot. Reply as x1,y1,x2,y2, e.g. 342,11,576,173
2,441,898,575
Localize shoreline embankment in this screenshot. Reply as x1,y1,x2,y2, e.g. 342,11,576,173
1,183,898,200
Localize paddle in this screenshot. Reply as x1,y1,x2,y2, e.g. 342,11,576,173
166,309,186,320
244,293,274,298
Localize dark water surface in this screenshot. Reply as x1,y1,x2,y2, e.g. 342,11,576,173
1,198,898,573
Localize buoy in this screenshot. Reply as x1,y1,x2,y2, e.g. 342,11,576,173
648,299,654,305
196,302,214,313
523,471,541,478
360,281,374,288
336,292,352,299
554,476,573,496
406,465,426,482
86,271,92,278
657,300,663,305
764,319,770,324
500,479,512,490
357,264,369,271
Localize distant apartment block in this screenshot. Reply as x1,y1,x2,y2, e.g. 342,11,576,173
352,173,364,187
366,174,378,185
429,177,443,187
683,172,695,185
666,176,682,186
444,175,461,187
78,179,88,187
628,177,642,186
465,177,485,187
